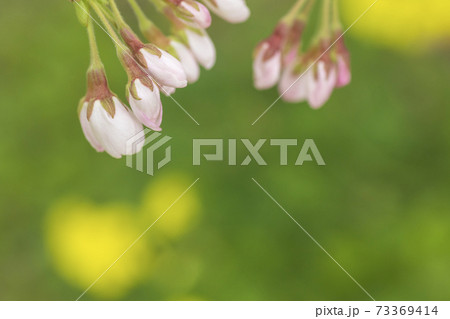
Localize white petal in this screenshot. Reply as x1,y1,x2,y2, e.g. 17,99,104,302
204,0,250,23
129,79,163,131
171,41,200,83
279,65,310,103
79,102,104,152
89,98,144,158
307,61,337,109
140,48,188,88
185,29,216,70
253,43,281,90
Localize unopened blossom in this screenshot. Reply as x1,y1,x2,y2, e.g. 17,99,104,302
253,23,288,90
128,79,162,131
282,20,305,66
254,43,281,90
171,40,200,83
202,0,250,24
79,68,144,158
307,59,337,109
121,52,163,130
185,28,216,69
279,61,311,103
334,33,351,88
121,28,187,88
178,0,212,29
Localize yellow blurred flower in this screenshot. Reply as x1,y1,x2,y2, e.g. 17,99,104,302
140,173,201,239
341,0,450,51
44,174,202,299
45,198,153,299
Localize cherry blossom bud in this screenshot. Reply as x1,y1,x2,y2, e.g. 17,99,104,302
128,79,163,131
282,20,305,66
79,69,144,158
121,28,188,88
138,46,188,88
179,0,212,29
171,40,200,83
334,34,351,88
253,23,288,90
79,101,104,153
307,60,337,109
253,43,282,90
279,61,310,103
185,28,216,69
202,0,250,24
120,52,163,130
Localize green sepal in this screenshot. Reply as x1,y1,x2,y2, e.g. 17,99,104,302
77,96,87,116
128,81,141,101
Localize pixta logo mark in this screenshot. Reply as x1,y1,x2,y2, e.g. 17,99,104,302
126,129,172,176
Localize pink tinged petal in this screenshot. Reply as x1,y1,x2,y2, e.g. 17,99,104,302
129,79,163,131
253,43,281,90
140,48,188,88
171,41,200,83
307,61,337,109
279,65,310,103
336,56,351,88
88,98,144,158
185,29,216,70
79,102,104,152
204,0,250,24
283,46,298,66
181,1,212,29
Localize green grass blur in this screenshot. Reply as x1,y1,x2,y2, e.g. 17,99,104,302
1,0,450,300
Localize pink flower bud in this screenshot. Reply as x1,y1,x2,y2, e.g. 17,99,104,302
120,28,188,88
307,60,337,109
253,42,281,90
185,28,216,69
253,23,289,90
79,97,144,158
128,79,163,131
203,0,250,24
180,0,212,29
336,55,351,88
79,102,104,153
139,47,188,88
171,40,200,83
279,62,310,103
334,35,351,88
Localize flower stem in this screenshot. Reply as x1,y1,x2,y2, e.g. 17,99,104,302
332,0,343,31
282,0,308,23
127,0,153,31
316,0,332,39
90,1,125,50
298,0,316,20
87,19,103,70
109,0,129,28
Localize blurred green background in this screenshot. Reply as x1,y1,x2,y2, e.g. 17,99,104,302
1,0,450,300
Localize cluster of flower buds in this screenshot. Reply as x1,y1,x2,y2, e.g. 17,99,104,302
73,0,250,158
253,0,351,109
